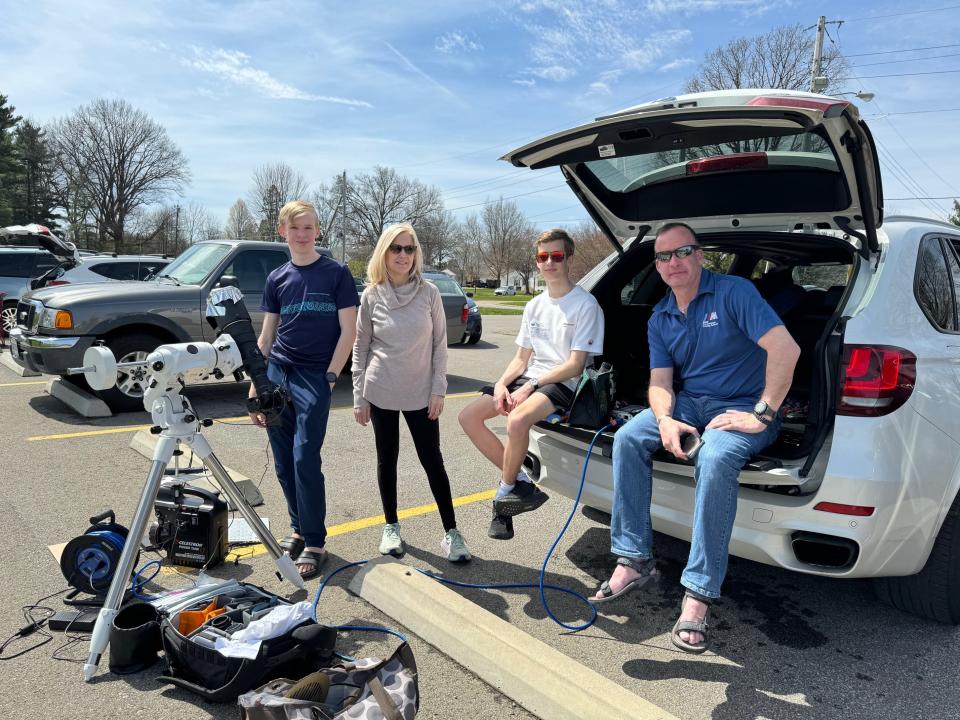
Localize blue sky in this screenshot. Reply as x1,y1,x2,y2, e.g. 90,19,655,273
2,0,959,229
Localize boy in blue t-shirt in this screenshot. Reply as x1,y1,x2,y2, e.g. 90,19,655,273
249,200,358,580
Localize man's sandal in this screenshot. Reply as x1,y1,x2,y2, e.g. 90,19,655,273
279,535,305,561
295,550,327,581
589,556,660,605
670,592,710,654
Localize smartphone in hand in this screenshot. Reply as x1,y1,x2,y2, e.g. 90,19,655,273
681,433,703,461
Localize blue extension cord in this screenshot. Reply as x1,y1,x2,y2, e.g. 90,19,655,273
310,423,613,637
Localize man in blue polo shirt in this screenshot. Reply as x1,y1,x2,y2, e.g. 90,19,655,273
591,222,800,655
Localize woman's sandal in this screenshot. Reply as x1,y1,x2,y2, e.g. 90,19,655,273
589,556,660,605
670,592,710,654
279,535,305,561
295,549,327,580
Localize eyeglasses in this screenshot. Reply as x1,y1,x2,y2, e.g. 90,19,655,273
389,244,417,255
654,244,699,263
536,251,566,263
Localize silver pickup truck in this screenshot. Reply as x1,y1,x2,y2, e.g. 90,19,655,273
9,238,328,411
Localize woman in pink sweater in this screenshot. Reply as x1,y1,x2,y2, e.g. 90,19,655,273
352,223,471,563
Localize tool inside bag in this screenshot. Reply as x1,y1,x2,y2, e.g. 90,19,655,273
155,582,337,703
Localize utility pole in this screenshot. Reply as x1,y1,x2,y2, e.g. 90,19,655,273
174,204,180,255
810,15,826,92
340,170,347,262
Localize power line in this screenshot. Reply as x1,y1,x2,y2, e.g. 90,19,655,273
845,43,960,58
867,108,960,116
854,68,960,79
446,184,566,212
853,51,960,68
843,4,960,22
885,196,958,200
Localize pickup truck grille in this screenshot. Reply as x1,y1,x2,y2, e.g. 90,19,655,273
15,300,41,331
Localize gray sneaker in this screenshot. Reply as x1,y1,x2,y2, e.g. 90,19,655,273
378,523,404,557
440,528,472,563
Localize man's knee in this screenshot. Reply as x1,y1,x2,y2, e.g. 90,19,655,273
505,412,534,438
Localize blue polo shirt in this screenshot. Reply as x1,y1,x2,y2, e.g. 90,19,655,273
648,269,782,401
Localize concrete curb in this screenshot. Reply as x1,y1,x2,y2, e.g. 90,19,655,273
1,349,40,376
348,556,679,720
46,377,111,417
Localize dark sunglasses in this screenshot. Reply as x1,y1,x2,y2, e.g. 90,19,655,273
654,244,698,262
536,250,566,263
389,244,417,255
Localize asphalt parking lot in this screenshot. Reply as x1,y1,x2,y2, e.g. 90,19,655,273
0,314,955,720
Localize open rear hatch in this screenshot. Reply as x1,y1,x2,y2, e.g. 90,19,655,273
502,89,883,260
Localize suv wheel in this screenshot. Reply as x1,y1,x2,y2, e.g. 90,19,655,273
95,334,162,413
874,491,960,624
1,301,17,334
467,330,481,345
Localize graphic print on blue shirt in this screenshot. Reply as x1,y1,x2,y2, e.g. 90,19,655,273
647,269,782,401
261,256,359,368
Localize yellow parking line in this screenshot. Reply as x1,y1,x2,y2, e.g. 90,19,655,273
27,393,482,442
0,380,47,387
224,488,496,562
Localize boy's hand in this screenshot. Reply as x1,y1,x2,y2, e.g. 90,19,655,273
493,382,513,415
248,385,267,428
427,395,444,420
354,405,370,426
509,381,535,407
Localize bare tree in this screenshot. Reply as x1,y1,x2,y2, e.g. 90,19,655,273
950,200,960,227
310,179,345,247
179,202,218,248
417,210,459,269
224,199,258,240
685,23,848,95
47,98,190,253
566,222,614,282
480,198,528,286
248,162,309,241
449,215,484,286
347,166,444,258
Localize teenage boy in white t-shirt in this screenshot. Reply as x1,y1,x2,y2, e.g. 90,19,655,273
458,229,605,540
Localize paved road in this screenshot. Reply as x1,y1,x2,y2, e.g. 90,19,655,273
0,315,953,719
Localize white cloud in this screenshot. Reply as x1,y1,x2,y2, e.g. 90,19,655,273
385,42,465,105
435,31,483,54
643,0,773,15
660,57,696,72
587,81,612,97
513,78,537,86
532,64,577,81
185,48,372,108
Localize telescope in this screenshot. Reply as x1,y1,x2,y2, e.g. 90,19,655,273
70,287,303,682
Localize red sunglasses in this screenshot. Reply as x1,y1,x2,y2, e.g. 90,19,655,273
536,250,566,263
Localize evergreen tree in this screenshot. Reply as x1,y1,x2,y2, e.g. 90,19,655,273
11,120,59,228
950,200,960,227
0,93,23,227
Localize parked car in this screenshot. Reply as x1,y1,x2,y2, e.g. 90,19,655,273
34,254,170,288
1,224,81,333
494,286,516,296
8,240,332,412
502,87,960,623
464,293,482,345
422,272,471,345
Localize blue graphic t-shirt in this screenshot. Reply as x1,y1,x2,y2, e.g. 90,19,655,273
260,255,359,368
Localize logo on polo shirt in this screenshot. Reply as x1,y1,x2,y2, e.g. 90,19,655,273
702,311,719,328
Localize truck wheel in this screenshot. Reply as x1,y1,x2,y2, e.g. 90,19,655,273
874,491,960,624
94,334,162,413
1,301,17,334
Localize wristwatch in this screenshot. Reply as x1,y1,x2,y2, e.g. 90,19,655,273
325,371,338,384
527,378,540,391
753,400,777,425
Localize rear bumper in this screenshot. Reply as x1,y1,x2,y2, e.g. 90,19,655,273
7,328,94,374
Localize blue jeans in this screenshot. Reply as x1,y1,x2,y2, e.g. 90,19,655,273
610,392,781,599
266,363,332,548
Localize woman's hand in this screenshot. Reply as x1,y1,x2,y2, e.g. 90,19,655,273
428,394,445,420
354,405,371,426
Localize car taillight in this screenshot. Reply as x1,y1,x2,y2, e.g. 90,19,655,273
686,152,767,175
837,345,916,417
46,280,70,287
814,502,875,516
461,304,469,324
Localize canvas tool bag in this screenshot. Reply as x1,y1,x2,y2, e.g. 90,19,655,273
567,361,614,429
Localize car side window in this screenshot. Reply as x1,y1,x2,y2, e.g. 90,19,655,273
32,251,59,275
0,252,36,277
221,250,288,293
944,238,960,330
915,237,957,332
91,262,137,280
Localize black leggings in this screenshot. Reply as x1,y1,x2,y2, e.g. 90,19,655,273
369,404,457,531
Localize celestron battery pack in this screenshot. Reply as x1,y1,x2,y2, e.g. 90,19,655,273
49,610,99,633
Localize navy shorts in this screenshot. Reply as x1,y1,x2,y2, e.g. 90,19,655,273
481,375,574,413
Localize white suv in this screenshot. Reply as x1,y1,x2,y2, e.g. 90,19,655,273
503,88,960,623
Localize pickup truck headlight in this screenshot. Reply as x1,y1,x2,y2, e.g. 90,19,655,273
39,307,73,330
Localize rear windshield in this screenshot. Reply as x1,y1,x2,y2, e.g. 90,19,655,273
427,278,465,296
585,130,837,193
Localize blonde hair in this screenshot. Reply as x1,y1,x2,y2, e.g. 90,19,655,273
277,200,320,229
366,222,423,286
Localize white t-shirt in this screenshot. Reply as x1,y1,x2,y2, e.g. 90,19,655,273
516,285,605,389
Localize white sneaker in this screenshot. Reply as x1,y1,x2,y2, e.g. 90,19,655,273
441,528,472,563
379,523,404,557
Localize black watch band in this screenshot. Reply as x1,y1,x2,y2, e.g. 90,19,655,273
325,371,337,383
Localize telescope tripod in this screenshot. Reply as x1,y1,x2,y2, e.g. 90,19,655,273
83,393,304,681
